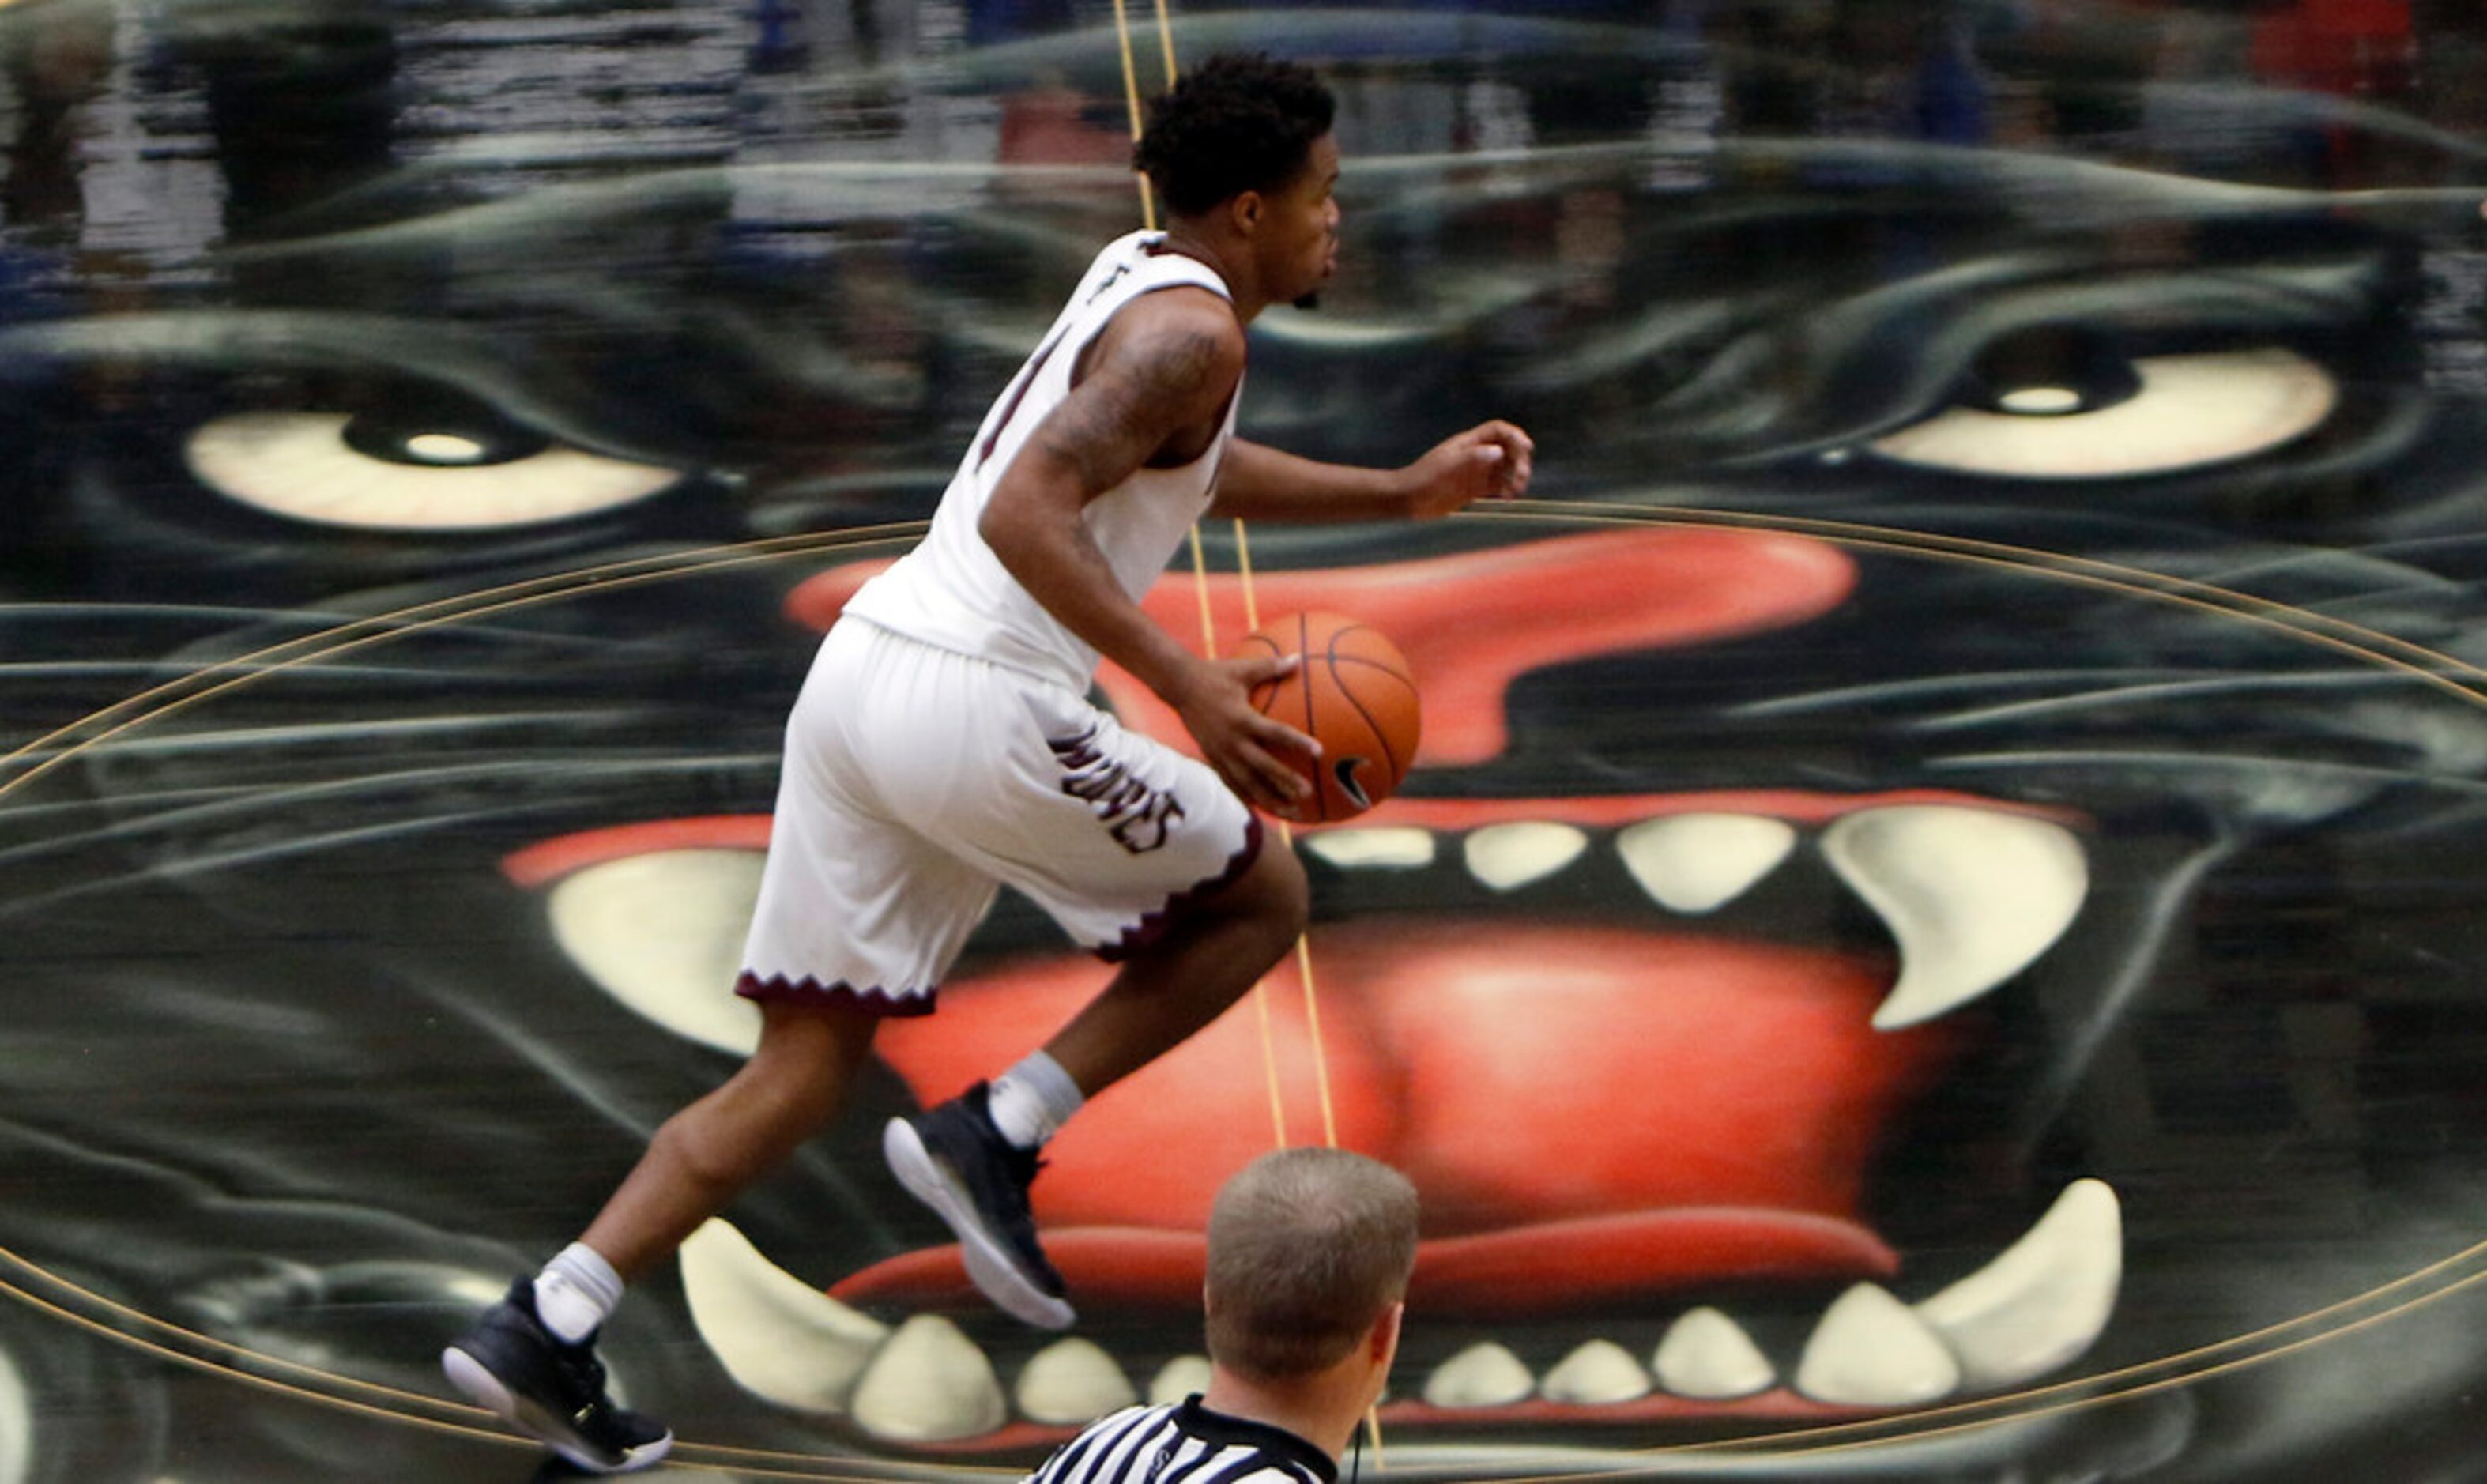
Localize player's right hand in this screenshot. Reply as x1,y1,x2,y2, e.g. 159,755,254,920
1169,653,1319,819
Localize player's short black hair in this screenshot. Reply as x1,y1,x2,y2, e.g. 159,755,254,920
1133,52,1336,218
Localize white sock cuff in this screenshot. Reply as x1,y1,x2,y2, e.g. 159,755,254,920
533,1242,624,1344
988,1050,1086,1148
1011,1050,1084,1118
548,1242,624,1305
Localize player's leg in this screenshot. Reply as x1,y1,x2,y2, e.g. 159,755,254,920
1038,835,1307,1095
885,685,1298,1328
445,619,979,1473
579,1000,883,1279
441,1001,877,1475
884,838,1306,1330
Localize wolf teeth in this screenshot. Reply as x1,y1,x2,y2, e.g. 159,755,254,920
1821,805,2087,1030
547,849,764,1056
715,785,2114,1442
1652,1306,1776,1399
677,1218,886,1414
1016,1336,1136,1425
1148,1355,1212,1407
1302,827,1436,869
1422,1341,1535,1407
798,1169,2123,1442
1794,1284,1961,1407
1615,813,1797,913
850,1315,1008,1442
1916,1179,2122,1387
1539,1339,1650,1404
1464,822,1588,891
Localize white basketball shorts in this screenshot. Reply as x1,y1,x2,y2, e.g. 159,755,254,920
735,617,1262,1015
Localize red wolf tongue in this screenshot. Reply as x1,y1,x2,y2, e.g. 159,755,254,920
834,1208,1896,1314
865,918,1959,1306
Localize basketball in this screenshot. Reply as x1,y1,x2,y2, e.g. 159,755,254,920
1240,611,1422,823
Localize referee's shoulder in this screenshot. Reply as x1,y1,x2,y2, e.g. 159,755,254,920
1024,1401,1178,1482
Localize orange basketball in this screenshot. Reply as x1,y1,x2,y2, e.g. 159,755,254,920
1240,611,1422,823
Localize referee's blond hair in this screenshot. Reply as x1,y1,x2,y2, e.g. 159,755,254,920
1204,1148,1419,1381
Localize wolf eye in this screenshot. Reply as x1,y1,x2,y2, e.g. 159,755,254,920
184,410,684,531
1867,326,2338,479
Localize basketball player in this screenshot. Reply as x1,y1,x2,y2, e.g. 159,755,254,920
443,52,1529,1475
1025,1148,1419,1484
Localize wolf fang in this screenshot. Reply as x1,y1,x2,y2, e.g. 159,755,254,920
1051,732,1185,853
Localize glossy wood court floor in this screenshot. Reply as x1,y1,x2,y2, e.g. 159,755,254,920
3,2,2485,1478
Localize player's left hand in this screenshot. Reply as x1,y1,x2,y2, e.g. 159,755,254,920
1400,420,1533,518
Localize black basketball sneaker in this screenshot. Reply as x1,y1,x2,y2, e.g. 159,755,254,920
441,1279,673,1475
883,1081,1076,1329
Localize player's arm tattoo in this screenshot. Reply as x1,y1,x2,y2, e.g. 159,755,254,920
977,305,1239,702
1030,318,1231,495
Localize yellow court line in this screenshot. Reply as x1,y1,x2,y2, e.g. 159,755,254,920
0,1247,488,1418
1755,1268,2487,1463
1234,518,1345,1151
1109,0,1161,232
0,1274,532,1451
0,522,929,804
1684,1241,2487,1458
1155,21,1372,1450
1103,2,1366,1454
1474,501,2487,703
8,1241,2483,1478
1150,0,1178,88
1107,2,1295,1154
1483,1262,2487,1479
0,1260,1025,1480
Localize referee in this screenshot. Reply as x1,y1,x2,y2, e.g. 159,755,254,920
1027,1148,1419,1484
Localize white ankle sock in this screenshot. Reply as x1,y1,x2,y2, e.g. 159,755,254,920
533,1242,624,1345
986,1051,1085,1150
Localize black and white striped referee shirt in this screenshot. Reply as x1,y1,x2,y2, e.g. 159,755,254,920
1026,1396,1336,1484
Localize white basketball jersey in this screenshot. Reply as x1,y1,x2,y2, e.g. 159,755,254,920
842,231,1242,691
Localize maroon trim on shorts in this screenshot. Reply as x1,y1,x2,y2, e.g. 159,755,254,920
1095,814,1266,964
734,972,938,1018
